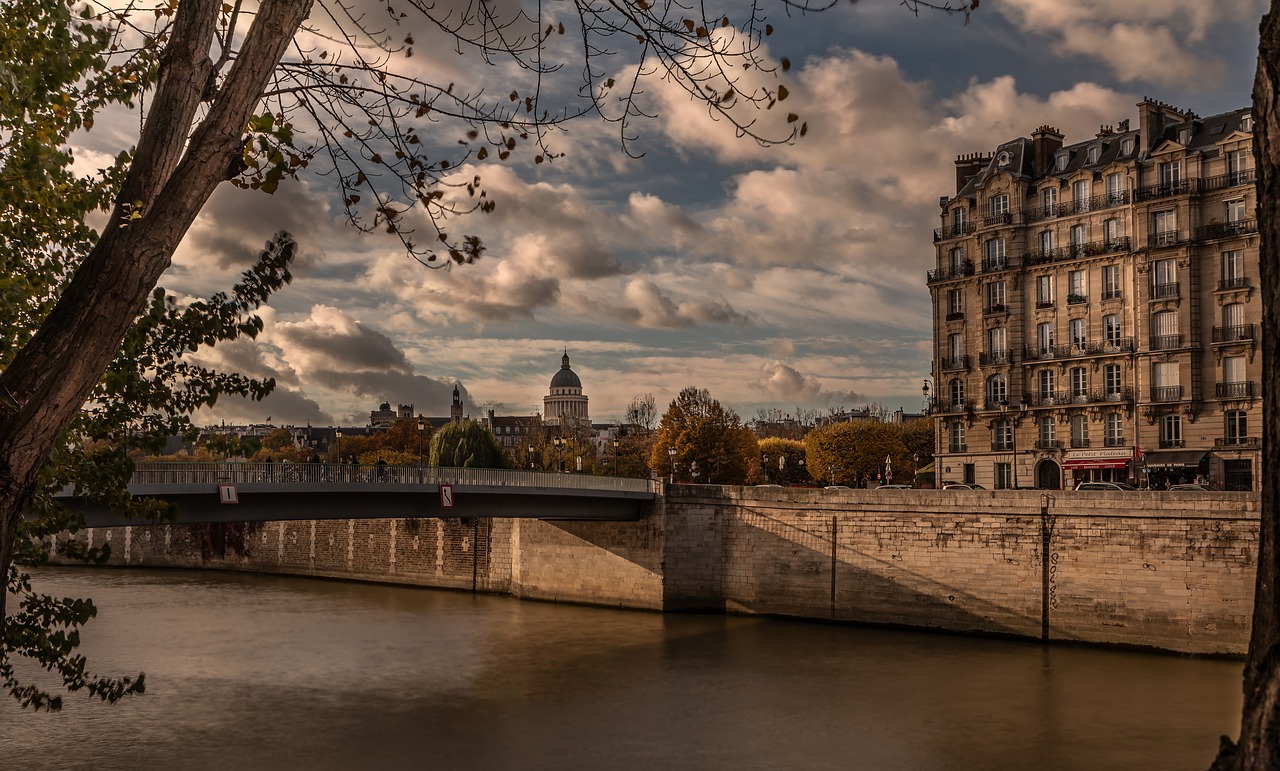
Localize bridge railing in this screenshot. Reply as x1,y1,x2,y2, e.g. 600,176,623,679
130,462,658,494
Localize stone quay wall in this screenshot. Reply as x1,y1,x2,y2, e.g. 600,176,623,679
56,487,1259,655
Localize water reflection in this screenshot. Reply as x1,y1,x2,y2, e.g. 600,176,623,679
3,568,1242,770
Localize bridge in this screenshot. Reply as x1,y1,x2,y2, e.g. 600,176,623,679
58,462,659,527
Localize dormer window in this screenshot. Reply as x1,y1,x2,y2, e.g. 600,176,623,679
1178,128,1191,145
1087,145,1100,164
1242,114,1253,132
1121,138,1134,155
1055,153,1069,171
997,150,1012,166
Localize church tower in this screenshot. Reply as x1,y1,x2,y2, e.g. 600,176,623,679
543,350,589,427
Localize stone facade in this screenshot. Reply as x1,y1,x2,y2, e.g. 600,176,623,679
59,487,1259,655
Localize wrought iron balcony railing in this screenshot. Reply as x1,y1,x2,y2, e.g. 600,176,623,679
1216,381,1256,399
1150,334,1183,351
1150,386,1184,403
1218,276,1251,291
1197,219,1258,240
1212,324,1255,343
1020,237,1131,267
1103,436,1127,447
927,260,975,283
979,350,1012,366
1152,281,1180,299
1215,436,1260,448
933,221,977,242
1034,439,1064,450
940,355,970,372
1159,439,1186,449
1200,169,1256,192
1134,179,1197,201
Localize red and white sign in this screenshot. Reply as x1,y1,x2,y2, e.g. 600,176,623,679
218,483,238,504
440,484,454,509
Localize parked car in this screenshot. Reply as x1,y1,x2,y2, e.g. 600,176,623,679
1167,483,1219,492
942,483,986,490
825,485,851,490
1074,481,1137,491
876,484,914,490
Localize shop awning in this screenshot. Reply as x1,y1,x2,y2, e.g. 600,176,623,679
1063,458,1130,470
1143,449,1208,469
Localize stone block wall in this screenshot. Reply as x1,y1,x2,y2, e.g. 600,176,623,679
57,488,1260,654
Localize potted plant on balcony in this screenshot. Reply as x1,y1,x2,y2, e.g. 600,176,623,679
1067,293,1087,304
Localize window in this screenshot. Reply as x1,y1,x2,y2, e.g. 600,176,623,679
946,289,964,317
1055,153,1068,171
1105,412,1125,445
950,421,967,452
1153,258,1177,297
1071,414,1090,447
1103,314,1122,344
1223,302,1244,329
1038,368,1056,398
1104,364,1122,396
1068,269,1086,299
1222,250,1244,287
949,247,966,272
1226,199,1246,223
1121,138,1134,155
1152,210,1177,245
1037,322,1055,354
1102,265,1121,299
989,194,1009,218
1103,218,1123,245
1178,128,1192,146
1036,275,1054,306
949,378,965,407
994,463,1013,490
1106,172,1125,204
1039,230,1056,255
987,326,1006,355
1073,179,1090,210
1161,415,1183,448
1226,411,1248,444
1224,356,1246,384
1069,367,1089,399
1069,225,1087,255
1152,310,1179,348
986,281,1006,311
1038,416,1056,444
1153,361,1180,401
1041,186,1058,215
1087,145,1101,164
951,206,967,230
1227,149,1249,184
1158,161,1181,185
1069,318,1087,348
984,238,1006,269
987,374,1007,405
1242,114,1253,133
993,420,1013,452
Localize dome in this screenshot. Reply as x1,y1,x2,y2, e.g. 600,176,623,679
550,350,582,389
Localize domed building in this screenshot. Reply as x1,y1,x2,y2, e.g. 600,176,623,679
543,350,589,427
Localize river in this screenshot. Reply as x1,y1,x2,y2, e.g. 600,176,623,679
2,567,1243,770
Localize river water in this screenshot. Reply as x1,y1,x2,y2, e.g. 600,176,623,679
2,567,1243,770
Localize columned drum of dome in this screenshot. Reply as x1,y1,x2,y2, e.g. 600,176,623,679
544,350,590,427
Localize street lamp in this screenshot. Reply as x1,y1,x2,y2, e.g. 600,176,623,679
417,417,425,460
922,378,933,415
334,429,342,462
668,445,677,483
612,436,620,475
527,443,535,470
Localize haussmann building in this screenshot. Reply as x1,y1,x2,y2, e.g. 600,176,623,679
926,98,1261,491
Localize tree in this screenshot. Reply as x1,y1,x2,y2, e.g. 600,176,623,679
805,421,911,487
757,437,809,485
428,421,510,469
649,387,756,485
625,394,659,433
1217,4,1280,765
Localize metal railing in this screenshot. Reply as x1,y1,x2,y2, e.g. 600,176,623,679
128,462,658,493
984,303,1007,316
927,260,976,283
1101,288,1123,301
1149,231,1183,248
1034,439,1063,450
1135,179,1197,201
1022,339,1134,361
1150,386,1184,403
937,398,976,414
1200,169,1256,192
1070,437,1091,449
1215,436,1260,448
1150,334,1183,351
1152,281,1180,299
933,221,977,241
940,355,970,372
1212,324,1255,343
946,311,965,322
1159,439,1186,449
979,350,1012,366
1216,381,1256,399
1022,191,1131,222
1218,276,1251,291
1021,237,1131,267
981,256,1009,272
1197,219,1258,240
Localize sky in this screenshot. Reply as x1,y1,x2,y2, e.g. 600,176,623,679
71,0,1270,427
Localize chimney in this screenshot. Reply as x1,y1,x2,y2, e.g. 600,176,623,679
953,152,988,193
1138,97,1190,154
1031,125,1064,176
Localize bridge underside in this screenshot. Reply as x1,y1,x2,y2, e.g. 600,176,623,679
62,484,650,527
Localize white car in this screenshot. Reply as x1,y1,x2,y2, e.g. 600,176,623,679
1075,481,1136,491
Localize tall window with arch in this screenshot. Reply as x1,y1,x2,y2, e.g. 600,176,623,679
986,373,1007,407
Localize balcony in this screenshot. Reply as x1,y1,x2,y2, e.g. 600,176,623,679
940,355,970,372
1034,439,1064,450
1097,386,1135,404
1216,381,1256,399
1022,191,1131,223
1103,436,1127,447
1070,437,1091,449
1150,334,1183,351
1196,219,1258,241
938,398,976,414
1035,300,1055,310
1022,343,1093,361
984,303,1007,316
1159,439,1186,449
927,260,975,283
1212,324,1255,343
1020,237,1131,267
1151,386,1184,403
979,349,1012,366
933,221,977,242
1067,294,1088,306
1152,282,1180,299
1218,276,1252,291
946,311,965,322
1101,289,1123,301
1215,436,1260,448
1149,231,1182,248
1134,179,1197,201
1200,169,1256,192
981,256,1009,273
1025,390,1093,407
982,211,1015,228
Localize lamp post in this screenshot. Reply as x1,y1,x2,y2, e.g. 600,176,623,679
612,436,619,476
668,445,677,483
417,418,425,460
334,429,342,462
528,443,535,470
554,436,563,472
922,378,933,415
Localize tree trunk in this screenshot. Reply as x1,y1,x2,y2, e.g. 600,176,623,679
1216,4,1280,768
0,0,313,626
